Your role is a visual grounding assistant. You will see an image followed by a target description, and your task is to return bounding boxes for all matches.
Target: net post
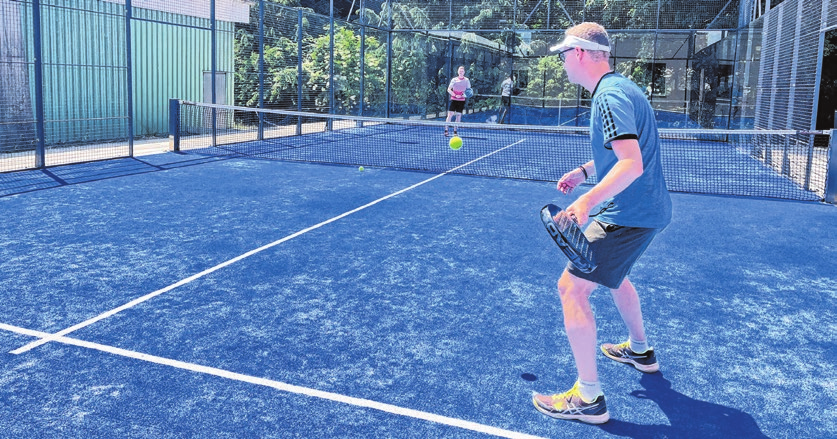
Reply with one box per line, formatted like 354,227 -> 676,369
826,130 -> 837,204
168,99 -> 180,152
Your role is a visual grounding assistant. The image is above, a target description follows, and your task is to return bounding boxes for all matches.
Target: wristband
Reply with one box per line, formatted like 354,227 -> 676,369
578,166 -> 588,179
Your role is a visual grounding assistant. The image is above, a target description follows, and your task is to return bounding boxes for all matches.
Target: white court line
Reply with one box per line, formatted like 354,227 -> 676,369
11,139 -> 526,355
0,323 -> 545,439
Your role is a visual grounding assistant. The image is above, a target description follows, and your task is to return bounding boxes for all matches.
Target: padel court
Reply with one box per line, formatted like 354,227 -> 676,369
2,0 -> 837,437
1,130 -> 835,437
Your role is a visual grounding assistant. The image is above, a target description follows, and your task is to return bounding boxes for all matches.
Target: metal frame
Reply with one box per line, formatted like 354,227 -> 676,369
32,0 -> 46,168
8,0 -> 836,205
826,130 -> 837,203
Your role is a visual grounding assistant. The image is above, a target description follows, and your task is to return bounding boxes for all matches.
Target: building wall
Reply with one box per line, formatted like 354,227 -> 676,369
17,0 -> 240,144
131,10 -> 235,137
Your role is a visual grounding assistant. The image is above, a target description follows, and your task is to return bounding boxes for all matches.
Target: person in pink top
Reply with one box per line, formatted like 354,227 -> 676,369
445,66 -> 471,136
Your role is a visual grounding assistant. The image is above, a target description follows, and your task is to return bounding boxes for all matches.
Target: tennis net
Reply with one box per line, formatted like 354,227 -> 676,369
173,101 -> 832,201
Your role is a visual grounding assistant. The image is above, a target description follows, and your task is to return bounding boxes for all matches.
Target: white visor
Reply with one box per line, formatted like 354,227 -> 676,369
549,35 -> 611,53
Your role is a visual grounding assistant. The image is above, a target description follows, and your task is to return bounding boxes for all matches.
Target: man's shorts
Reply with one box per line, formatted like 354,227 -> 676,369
501,96 -> 511,106
449,99 -> 465,113
567,220 -> 661,289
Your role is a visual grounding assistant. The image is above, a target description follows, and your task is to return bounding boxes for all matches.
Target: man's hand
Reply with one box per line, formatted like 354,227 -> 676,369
557,167 -> 587,194
565,195 -> 594,226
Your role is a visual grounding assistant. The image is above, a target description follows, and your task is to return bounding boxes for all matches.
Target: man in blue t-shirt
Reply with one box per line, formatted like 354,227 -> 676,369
532,22 -> 672,425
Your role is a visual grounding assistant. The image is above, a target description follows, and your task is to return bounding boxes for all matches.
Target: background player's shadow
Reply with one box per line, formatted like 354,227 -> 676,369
601,373 -> 768,439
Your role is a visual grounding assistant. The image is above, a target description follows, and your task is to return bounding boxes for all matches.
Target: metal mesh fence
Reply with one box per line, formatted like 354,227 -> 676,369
831,0 -> 837,24
359,25 -> 389,117
0,0 -> 36,166
39,0 -> 129,159
0,0 -> 130,171
755,0 -> 830,132
0,0 -> 833,202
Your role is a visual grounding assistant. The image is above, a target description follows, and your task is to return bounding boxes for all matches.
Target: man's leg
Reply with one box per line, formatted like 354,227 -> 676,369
532,270 -> 609,424
601,276 -> 659,373
557,269 -> 599,383
609,277 -> 647,344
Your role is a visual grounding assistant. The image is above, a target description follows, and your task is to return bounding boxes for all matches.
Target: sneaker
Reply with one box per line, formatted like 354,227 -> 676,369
532,382 -> 609,424
601,341 -> 659,373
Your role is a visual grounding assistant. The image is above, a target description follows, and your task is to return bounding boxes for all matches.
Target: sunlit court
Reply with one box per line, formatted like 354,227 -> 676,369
1,1 -> 836,438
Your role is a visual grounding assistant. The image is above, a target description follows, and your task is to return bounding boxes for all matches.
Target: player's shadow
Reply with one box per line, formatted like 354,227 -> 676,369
600,373 -> 768,439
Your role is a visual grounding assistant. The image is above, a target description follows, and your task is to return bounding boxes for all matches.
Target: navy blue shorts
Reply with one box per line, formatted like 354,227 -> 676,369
567,220 -> 661,289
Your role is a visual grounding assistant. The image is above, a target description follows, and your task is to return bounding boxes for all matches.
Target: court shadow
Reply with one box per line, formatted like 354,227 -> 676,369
600,373 -> 768,439
0,154 -> 226,197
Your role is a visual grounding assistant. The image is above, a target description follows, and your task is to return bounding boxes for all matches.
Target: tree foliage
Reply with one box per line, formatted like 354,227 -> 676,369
303,26 -> 387,112
232,0 -> 793,127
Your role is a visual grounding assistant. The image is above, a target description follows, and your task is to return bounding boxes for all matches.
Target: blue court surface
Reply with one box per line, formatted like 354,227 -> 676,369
1,150 -> 835,438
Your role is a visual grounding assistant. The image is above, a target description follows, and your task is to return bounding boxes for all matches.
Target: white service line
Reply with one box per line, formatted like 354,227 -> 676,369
1,318 -> 544,438
11,139 -> 526,355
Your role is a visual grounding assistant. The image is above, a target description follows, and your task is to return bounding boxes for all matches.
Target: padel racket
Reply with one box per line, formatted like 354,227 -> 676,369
465,88 -> 474,98
540,204 -> 597,273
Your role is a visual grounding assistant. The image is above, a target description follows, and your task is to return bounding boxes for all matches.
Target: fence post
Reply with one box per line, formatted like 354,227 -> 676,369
327,0 -> 334,130
32,0 -> 46,168
258,0 -> 264,140
826,122 -> 837,204
125,0 -> 135,157
297,10 -> 303,135
210,0 -> 217,147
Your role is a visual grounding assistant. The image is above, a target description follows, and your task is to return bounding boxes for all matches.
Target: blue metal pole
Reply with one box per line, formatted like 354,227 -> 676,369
297,10 -> 303,135
328,0 -> 335,129
125,0 -> 135,156
359,0 -> 365,117
211,0 -> 217,147
510,0 -> 517,124
258,0 -> 265,140
825,129 -> 837,204
385,3 -> 392,118
32,0 -> 46,168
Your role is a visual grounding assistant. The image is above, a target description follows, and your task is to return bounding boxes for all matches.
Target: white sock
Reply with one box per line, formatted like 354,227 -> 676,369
629,337 -> 649,354
578,379 -> 603,403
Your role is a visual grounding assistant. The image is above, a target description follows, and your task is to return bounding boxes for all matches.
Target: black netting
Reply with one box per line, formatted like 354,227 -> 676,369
177,101 -> 829,201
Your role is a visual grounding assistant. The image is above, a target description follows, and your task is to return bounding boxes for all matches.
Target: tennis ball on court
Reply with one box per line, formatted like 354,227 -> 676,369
359,166 -> 365,172
449,136 -> 463,150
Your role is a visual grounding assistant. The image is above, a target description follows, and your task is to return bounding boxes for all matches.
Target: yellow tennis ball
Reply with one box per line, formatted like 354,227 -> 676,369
359,166 -> 365,172
449,136 -> 463,150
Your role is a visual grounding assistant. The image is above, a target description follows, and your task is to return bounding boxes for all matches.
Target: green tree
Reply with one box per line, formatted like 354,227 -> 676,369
390,33 -> 441,114
234,29 -> 299,108
526,54 -> 574,102
234,1 -> 311,109
303,26 -> 387,113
